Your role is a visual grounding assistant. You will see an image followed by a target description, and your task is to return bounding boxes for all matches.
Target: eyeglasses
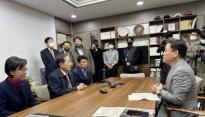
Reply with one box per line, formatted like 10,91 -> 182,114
20,68 -> 28,72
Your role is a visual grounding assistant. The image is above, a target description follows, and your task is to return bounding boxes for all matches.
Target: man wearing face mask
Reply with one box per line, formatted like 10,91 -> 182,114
185,29 -> 201,63
103,41 -> 119,78
61,41 -> 71,56
120,37 -> 140,73
69,36 -> 95,75
40,37 -> 60,82
90,39 -> 103,83
186,28 -> 205,89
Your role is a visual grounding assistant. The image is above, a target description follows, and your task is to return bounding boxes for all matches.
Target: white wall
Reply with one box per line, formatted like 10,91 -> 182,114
0,0 -> 57,84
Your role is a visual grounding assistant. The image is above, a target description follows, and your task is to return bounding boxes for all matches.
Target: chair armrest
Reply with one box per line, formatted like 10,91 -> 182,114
166,107 -> 205,116
197,91 -> 204,96
198,96 -> 205,100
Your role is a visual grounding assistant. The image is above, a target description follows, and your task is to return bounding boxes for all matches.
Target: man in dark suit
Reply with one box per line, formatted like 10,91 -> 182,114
120,37 -> 140,73
60,41 -> 71,56
72,55 -> 93,85
90,39 -> 103,83
47,54 -> 87,99
40,37 -> 60,83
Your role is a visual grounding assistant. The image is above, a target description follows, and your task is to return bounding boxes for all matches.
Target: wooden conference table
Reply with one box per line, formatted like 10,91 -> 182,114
9,77 -> 160,117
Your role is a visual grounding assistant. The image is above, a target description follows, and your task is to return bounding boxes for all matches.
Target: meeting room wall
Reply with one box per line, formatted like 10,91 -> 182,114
0,0 -> 57,84
72,1 -> 205,48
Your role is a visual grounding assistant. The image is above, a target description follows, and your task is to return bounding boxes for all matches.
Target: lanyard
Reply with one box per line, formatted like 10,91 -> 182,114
127,47 -> 133,56
108,50 -> 113,58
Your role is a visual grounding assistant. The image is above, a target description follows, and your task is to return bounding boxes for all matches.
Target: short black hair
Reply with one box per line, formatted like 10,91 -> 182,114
60,43 -> 64,48
200,30 -> 205,39
92,39 -> 98,44
109,41 -> 115,46
167,31 -> 173,37
127,37 -> 134,41
56,53 -> 68,67
190,28 -> 201,36
77,55 -> 88,63
166,39 -> 187,58
5,56 -> 27,78
73,36 -> 82,42
44,37 -> 53,43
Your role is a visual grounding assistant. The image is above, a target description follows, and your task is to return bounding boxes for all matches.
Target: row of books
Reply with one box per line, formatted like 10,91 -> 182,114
150,68 -> 161,77
180,18 -> 196,30
101,31 -> 115,39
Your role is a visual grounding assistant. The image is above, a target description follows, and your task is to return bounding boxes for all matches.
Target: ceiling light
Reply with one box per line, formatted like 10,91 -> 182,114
137,1 -> 143,5
71,15 -> 76,18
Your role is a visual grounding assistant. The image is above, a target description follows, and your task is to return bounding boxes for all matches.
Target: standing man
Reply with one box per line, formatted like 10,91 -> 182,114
90,39 -> 103,82
153,39 -> 197,117
120,37 -> 140,73
61,41 -> 71,56
157,31 -> 173,84
103,41 -> 119,78
185,28 -> 201,63
69,36 -> 95,75
40,37 -> 60,82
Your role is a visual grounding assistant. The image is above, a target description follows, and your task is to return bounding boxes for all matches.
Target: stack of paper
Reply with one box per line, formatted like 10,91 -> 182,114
92,107 -> 125,117
110,31 -> 115,38
150,25 -> 163,34
101,32 -> 111,40
128,93 -> 160,101
150,47 -> 160,56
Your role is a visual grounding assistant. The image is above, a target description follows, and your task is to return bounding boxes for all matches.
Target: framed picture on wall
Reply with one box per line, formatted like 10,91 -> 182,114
168,23 -> 175,31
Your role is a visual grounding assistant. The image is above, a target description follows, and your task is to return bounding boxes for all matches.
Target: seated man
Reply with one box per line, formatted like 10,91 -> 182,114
152,39 -> 197,117
47,54 -> 87,99
72,55 -> 93,85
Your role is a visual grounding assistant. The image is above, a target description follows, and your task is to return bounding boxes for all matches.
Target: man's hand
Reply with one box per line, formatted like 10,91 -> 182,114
109,65 -> 113,70
92,73 -> 94,75
194,51 -> 198,56
92,44 -> 95,49
126,62 -> 131,66
156,83 -> 163,93
152,83 -> 160,93
77,83 -> 86,90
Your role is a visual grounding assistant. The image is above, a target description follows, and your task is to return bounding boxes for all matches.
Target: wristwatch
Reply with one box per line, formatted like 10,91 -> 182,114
157,89 -> 162,95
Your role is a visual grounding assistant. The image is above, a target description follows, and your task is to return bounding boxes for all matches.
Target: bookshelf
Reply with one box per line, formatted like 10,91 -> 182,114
99,15 -> 197,77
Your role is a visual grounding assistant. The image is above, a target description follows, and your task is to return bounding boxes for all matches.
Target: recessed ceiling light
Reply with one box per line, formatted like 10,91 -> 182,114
71,15 -> 76,18
137,1 -> 143,5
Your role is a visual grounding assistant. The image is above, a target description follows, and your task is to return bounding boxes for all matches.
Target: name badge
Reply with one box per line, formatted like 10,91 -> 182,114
198,57 -> 201,61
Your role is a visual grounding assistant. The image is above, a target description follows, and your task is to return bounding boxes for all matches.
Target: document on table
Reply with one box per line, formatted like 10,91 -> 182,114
128,93 -> 160,101
92,107 -> 125,117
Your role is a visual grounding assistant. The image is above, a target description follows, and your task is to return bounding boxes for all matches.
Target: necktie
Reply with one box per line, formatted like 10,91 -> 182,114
50,49 -> 55,60
65,74 -> 72,88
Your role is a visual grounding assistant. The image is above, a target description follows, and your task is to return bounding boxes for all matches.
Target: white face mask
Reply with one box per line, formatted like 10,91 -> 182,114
190,36 -> 197,41
200,39 -> 205,44
49,42 -> 54,48
109,45 -> 114,49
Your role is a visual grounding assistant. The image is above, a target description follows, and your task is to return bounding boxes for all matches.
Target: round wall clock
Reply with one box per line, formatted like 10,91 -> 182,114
133,24 -> 144,35
119,27 -> 128,37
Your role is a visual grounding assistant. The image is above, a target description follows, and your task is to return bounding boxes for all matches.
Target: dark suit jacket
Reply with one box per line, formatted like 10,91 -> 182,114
72,66 -> 93,85
40,48 -> 60,81
47,68 -> 77,99
90,48 -> 103,68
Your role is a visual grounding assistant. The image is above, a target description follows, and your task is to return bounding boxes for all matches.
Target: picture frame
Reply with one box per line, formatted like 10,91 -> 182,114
168,23 -> 175,31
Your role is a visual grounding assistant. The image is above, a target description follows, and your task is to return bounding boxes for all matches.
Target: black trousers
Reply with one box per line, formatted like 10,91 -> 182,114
106,65 -> 117,78
160,63 -> 171,84
92,67 -> 102,82
122,65 -> 138,74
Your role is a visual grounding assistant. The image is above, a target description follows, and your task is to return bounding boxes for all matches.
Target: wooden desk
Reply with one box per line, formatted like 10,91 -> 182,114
9,77 -> 160,117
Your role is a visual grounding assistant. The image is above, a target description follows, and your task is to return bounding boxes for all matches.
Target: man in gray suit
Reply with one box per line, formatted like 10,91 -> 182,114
153,39 -> 198,117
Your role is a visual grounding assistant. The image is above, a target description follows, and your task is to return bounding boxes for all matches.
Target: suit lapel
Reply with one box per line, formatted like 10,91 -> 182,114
77,66 -> 87,79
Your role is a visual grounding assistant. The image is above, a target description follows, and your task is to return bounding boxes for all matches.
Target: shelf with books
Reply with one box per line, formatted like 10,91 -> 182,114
116,34 -> 149,39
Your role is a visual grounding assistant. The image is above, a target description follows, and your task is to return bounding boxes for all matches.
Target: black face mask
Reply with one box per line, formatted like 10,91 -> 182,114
127,41 -> 133,45
64,47 -> 70,52
75,43 -> 82,48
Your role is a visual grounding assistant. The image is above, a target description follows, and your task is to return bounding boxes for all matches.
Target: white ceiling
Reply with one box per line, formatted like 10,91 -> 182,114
12,0 -> 197,22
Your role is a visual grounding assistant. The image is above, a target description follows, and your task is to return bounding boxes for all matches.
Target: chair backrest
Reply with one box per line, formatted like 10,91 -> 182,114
195,76 -> 203,91
120,73 -> 145,78
33,85 -> 49,99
